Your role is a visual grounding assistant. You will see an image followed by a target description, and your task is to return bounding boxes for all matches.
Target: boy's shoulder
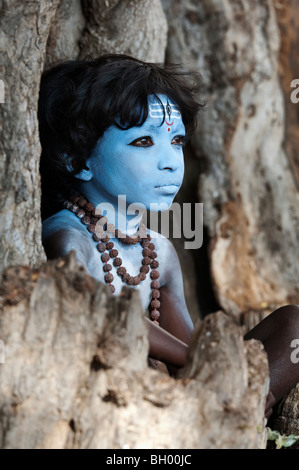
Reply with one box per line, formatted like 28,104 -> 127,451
42,209 -> 87,240
147,228 -> 170,250
147,228 -> 177,252
42,209 -> 93,263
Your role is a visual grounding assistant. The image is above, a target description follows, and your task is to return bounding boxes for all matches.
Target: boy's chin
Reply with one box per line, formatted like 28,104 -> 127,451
126,195 -> 177,212
144,198 -> 175,212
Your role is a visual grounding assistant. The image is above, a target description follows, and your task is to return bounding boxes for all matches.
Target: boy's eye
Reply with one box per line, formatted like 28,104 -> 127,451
129,136 -> 154,147
171,135 -> 187,147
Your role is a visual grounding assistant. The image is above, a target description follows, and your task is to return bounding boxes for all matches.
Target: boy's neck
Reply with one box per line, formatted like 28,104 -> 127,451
78,184 -> 145,236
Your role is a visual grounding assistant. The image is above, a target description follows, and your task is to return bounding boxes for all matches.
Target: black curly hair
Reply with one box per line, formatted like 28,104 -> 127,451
38,53 -> 203,220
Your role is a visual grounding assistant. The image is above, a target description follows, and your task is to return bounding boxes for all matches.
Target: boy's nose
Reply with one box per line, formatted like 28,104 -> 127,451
158,145 -> 182,172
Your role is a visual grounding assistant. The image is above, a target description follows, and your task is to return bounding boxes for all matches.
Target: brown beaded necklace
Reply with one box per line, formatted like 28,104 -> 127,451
63,195 -> 161,325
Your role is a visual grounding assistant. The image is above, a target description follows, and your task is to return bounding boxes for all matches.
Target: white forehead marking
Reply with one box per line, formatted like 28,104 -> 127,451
149,102 -> 181,119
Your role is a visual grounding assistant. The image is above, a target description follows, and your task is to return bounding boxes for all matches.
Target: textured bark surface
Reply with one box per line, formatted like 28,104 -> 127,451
0,253 -> 269,449
45,0 -> 86,69
0,0 -> 59,271
79,0 -> 168,62
275,0 -> 299,190
162,0 -> 299,318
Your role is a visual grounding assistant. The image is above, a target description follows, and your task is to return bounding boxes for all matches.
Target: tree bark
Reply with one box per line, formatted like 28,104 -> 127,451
0,253 -> 269,449
275,0 -> 299,191
79,0 -> 168,63
162,0 -> 299,318
0,0 -> 59,272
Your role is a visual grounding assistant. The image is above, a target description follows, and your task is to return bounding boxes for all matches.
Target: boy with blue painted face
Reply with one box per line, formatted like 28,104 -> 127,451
39,54 -> 299,419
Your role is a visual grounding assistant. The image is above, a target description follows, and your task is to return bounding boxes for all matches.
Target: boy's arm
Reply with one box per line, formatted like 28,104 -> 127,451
146,317 -> 188,368
157,238 -> 194,346
42,228 -> 92,269
146,237 -> 195,372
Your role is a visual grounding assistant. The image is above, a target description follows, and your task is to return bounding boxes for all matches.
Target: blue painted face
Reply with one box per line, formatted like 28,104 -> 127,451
80,94 -> 186,210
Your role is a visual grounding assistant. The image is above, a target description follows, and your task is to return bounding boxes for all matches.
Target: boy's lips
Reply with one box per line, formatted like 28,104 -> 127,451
154,182 -> 180,188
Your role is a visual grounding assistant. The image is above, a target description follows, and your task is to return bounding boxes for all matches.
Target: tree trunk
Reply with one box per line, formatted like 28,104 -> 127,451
270,384 -> 299,448
45,0 -> 86,69
1,0 -> 298,449
0,0 -> 59,271
0,253 -> 269,449
79,0 -> 168,63
275,0 -> 299,191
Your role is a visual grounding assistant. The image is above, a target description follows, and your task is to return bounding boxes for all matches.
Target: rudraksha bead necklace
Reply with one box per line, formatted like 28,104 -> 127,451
63,195 -> 161,325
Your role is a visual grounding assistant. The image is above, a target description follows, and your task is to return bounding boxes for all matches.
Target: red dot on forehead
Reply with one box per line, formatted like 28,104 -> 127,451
167,127 -> 170,132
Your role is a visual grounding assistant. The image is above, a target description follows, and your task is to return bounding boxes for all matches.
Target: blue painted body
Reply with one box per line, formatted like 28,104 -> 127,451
42,95 -> 188,310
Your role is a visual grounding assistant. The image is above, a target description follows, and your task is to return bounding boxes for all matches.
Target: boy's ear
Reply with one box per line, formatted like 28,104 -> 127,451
66,161 -> 93,182
73,166 -> 93,182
